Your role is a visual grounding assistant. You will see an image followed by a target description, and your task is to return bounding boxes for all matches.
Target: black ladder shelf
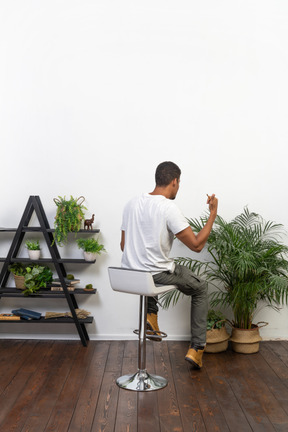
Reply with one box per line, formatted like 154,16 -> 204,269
0,195 -> 99,346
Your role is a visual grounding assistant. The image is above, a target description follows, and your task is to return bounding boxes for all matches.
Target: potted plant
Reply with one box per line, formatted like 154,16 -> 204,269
176,207 -> 288,353
23,264 -> 53,296
9,263 -> 26,289
53,196 -> 87,246
25,240 -> 41,260
205,309 -> 230,353
9,263 -> 53,295
76,237 -> 106,261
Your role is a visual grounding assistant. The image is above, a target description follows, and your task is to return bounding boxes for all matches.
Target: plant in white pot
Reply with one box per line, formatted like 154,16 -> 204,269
76,237 -> 106,262
25,240 -> 41,260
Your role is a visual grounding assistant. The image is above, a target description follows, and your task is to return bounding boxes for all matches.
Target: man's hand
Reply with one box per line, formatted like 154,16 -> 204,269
176,194 -> 219,253
206,194 -> 218,217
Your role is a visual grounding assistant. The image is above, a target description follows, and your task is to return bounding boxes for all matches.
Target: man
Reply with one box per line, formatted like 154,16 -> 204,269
120,161 -> 218,369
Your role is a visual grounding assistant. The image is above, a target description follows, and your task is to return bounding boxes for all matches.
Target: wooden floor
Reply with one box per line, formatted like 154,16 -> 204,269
1,340 -> 288,432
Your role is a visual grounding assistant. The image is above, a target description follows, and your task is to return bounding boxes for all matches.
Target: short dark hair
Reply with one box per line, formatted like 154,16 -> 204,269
155,161 -> 181,186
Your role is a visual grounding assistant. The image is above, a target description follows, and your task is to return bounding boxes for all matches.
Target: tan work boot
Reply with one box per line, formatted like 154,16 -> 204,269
146,313 -> 162,342
185,347 -> 204,369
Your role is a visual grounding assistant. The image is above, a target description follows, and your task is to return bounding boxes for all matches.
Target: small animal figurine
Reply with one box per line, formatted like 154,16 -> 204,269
84,214 -> 95,230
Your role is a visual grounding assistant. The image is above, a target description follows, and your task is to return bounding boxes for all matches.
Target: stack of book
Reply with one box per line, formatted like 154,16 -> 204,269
50,278 -> 80,292
0,309 -> 42,320
12,308 -> 42,320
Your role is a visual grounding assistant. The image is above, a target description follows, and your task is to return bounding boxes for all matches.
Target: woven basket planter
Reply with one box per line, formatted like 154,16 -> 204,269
205,325 -> 230,353
230,324 -> 266,354
14,275 -> 25,290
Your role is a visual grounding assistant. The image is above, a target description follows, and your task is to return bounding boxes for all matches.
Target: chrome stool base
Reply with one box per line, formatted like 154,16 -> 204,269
108,268 -> 176,392
133,328 -> 168,340
116,369 -> 168,391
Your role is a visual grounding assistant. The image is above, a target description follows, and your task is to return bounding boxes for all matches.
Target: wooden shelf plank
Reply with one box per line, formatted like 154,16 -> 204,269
0,258 -> 96,264
0,316 -> 94,324
0,288 -> 97,298
0,228 -> 100,233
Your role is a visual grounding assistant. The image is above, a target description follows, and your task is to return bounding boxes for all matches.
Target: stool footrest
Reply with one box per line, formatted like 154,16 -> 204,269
133,329 -> 168,339
116,369 -> 168,391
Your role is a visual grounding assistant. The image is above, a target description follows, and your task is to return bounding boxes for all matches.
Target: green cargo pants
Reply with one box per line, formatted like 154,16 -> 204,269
150,263 -> 208,348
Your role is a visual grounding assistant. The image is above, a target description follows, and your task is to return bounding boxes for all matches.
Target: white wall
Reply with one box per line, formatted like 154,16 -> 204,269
0,0 -> 288,341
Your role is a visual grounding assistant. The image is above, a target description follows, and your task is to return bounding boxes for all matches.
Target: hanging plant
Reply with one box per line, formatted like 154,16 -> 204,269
53,196 -> 87,246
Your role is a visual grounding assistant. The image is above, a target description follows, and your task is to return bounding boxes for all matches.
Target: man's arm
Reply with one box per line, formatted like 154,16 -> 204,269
176,194 -> 218,253
120,230 -> 125,251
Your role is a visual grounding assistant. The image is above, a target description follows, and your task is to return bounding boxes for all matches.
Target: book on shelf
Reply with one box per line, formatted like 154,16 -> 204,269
50,286 -> 75,292
52,278 -> 80,285
11,308 -> 42,320
0,313 -> 21,321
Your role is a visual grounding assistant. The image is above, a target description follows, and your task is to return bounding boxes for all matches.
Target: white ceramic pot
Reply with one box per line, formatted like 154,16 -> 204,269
83,251 -> 97,262
28,250 -> 40,260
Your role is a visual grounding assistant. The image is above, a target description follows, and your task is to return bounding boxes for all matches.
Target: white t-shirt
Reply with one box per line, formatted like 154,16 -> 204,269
121,193 -> 189,273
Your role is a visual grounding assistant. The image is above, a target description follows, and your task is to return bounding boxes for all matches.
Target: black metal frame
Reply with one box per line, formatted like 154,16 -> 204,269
0,195 -> 99,346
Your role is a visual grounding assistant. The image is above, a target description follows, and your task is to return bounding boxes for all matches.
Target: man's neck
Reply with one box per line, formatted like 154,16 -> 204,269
150,186 -> 169,198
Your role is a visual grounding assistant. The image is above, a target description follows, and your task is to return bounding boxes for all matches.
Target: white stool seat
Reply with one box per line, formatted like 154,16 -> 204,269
108,266 -> 177,296
108,266 -> 176,391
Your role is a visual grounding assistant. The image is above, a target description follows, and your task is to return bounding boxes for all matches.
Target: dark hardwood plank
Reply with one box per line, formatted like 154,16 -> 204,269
105,340 -> 125,373
0,341 -> 47,427
203,351 -> 253,432
238,351 -> 288,431
114,341 -> 138,432
0,340 -> 65,431
188,356 -> 231,432
43,341 -> 95,432
222,350 -> 275,432
0,339 -> 25,364
68,341 -> 111,432
22,341 -> 82,432
137,341 -> 161,432
0,339 -> 36,393
91,341 -> 124,432
255,343 -> 288,415
91,371 -> 119,431
262,341 -> 288,385
153,341 -> 184,432
0,340 -> 287,431
168,341 -> 207,432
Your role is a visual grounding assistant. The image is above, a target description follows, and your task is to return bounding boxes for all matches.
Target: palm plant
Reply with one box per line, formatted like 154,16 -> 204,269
160,208 -> 288,329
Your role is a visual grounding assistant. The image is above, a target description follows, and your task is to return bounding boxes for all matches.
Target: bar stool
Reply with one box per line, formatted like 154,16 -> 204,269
108,267 -> 176,392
